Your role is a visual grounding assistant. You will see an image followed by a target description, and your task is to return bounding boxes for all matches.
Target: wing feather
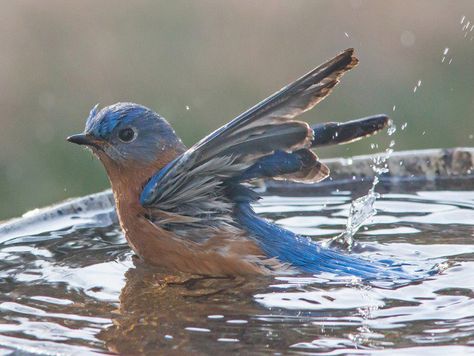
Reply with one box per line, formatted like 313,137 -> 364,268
141,49 -> 358,238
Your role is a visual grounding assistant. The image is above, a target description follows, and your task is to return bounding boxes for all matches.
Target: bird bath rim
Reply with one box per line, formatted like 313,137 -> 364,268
0,147 -> 473,239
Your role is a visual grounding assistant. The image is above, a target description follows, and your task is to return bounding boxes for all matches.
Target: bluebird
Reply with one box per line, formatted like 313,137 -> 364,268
67,49 -> 423,279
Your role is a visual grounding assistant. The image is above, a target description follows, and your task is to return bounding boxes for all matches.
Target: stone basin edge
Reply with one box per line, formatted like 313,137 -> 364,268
1,147 -> 473,235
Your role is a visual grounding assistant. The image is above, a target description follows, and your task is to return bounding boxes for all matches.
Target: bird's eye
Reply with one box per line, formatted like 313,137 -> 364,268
118,127 -> 137,143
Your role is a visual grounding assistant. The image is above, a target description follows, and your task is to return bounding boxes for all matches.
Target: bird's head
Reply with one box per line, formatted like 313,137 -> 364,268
67,103 -> 186,175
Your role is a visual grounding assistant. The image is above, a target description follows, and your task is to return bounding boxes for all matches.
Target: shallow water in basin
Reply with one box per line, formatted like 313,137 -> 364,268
0,179 -> 473,355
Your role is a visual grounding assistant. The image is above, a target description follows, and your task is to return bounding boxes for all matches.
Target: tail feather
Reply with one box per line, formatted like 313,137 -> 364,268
235,202 -> 434,281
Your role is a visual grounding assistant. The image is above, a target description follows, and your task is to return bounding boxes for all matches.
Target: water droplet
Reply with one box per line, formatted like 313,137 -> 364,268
387,125 -> 397,136
208,315 -> 224,319
400,31 -> 415,47
226,319 -> 248,324
185,327 -> 211,333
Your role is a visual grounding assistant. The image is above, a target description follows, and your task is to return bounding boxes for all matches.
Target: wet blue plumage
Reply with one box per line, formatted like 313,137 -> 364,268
85,103 -> 150,139
238,150 -> 305,181
235,201 -> 428,280
140,157 -> 179,206
83,103 -> 185,164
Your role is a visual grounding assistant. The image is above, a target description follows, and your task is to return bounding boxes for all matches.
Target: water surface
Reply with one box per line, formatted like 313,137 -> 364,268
0,178 -> 473,355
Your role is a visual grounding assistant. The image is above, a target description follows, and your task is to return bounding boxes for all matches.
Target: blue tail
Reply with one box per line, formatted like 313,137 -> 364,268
235,202 -> 434,281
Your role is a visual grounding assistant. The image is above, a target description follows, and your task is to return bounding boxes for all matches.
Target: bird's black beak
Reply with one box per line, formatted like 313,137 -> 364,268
67,133 -> 102,149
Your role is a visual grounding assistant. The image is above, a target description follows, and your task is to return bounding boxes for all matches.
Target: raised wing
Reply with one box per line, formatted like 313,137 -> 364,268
140,49 -> 358,236
190,47 -> 358,163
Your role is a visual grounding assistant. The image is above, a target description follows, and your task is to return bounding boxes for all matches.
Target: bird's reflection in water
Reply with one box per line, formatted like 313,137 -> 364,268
98,258 -> 271,354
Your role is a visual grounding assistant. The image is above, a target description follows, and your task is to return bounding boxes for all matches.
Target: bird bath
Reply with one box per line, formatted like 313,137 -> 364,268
0,148 -> 473,355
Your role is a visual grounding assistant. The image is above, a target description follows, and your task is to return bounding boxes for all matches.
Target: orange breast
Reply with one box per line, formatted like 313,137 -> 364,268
103,151 -> 272,276
120,211 -> 270,275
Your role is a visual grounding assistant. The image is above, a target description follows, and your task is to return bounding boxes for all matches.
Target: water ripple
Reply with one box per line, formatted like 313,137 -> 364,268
0,181 -> 472,354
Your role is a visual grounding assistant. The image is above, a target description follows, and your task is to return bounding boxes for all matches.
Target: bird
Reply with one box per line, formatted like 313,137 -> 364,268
67,48 -> 424,280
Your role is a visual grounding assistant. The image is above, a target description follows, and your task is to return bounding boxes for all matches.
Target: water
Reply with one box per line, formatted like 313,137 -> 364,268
0,178 -> 473,355
326,177 -> 380,251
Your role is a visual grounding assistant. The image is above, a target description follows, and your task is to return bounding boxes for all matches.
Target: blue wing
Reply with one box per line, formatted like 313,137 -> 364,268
140,48 -> 359,214
139,49 -> 390,257
311,114 -> 390,147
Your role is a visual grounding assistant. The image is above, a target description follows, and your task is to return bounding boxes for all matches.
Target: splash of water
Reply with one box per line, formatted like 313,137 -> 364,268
327,122 -> 397,250
326,180 -> 380,250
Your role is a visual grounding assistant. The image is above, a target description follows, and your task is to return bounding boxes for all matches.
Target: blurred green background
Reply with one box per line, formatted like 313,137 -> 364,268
0,1 -> 473,220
